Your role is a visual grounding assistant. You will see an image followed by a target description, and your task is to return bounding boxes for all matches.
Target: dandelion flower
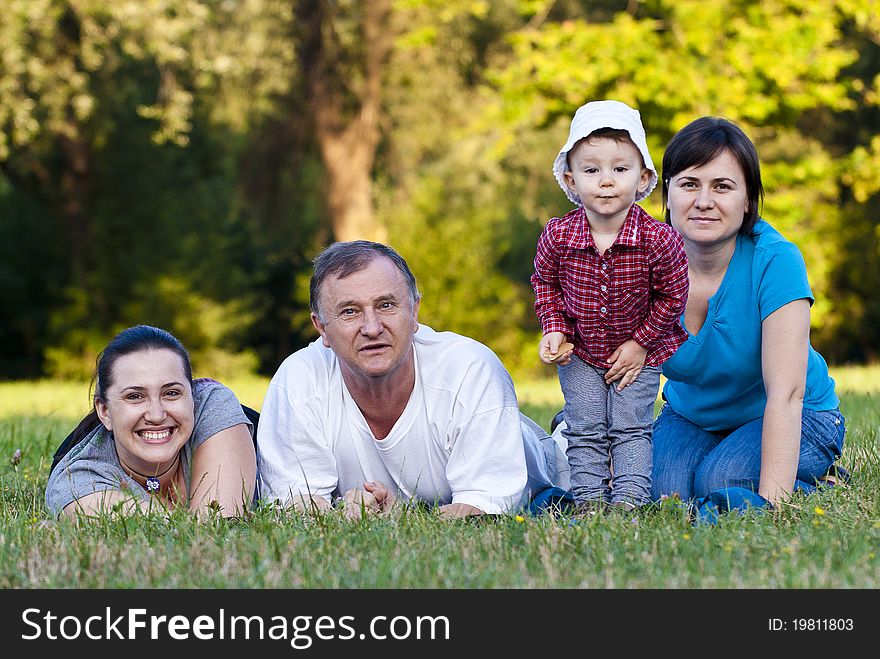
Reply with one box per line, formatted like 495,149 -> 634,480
814,506 -> 825,516
514,515 -> 525,523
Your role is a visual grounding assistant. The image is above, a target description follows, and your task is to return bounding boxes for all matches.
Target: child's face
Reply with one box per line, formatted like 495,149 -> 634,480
563,136 -> 652,226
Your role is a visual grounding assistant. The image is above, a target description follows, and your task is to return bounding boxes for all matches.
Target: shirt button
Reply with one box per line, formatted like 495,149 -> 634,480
600,285 -> 607,292
600,306 -> 607,314
602,264 -> 608,271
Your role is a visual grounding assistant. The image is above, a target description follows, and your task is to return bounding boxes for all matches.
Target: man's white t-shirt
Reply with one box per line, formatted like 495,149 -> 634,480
257,324 -> 568,514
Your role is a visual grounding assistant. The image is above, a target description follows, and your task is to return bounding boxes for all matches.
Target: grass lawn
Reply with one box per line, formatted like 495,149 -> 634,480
0,369 -> 878,588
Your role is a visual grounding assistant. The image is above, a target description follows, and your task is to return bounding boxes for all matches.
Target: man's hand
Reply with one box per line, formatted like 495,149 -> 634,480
364,480 -> 396,513
539,332 -> 573,366
604,339 -> 647,391
437,502 -> 484,519
341,481 -> 396,520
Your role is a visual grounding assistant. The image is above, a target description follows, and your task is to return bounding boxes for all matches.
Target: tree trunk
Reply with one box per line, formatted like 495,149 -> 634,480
56,131 -> 92,288
297,0 -> 392,243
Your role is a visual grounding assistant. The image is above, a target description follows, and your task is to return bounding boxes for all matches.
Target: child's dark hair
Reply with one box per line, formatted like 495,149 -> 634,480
661,116 -> 764,234
65,325 -> 193,451
567,128 -> 642,171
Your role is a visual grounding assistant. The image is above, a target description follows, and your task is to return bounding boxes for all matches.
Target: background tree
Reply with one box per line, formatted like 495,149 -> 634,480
297,0 -> 392,243
0,0 -> 285,377
0,0 -> 877,379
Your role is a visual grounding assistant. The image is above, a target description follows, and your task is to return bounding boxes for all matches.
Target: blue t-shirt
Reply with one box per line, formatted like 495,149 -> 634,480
662,220 -> 838,432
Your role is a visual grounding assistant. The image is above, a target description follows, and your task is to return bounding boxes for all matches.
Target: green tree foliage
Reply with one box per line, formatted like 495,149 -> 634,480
822,2 -> 880,361
0,0 -> 877,379
377,0 -> 542,372
381,0 -> 879,372
0,0 -> 298,378
482,0 -> 866,343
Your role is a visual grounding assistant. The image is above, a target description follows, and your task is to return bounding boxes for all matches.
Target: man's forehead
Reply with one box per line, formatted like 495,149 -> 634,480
323,258 -> 408,299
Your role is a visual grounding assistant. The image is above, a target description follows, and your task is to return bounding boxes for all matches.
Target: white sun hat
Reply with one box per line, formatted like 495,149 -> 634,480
553,100 -> 658,205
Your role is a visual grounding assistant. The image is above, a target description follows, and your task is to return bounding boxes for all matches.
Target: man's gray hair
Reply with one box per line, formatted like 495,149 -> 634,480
309,241 -> 421,320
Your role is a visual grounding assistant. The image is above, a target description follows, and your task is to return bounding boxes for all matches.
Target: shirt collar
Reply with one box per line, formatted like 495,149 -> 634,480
614,205 -> 643,247
561,207 -> 590,250
563,204 -> 644,250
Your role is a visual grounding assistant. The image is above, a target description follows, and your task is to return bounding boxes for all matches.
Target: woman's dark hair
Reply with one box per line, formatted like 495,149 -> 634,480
92,325 -> 192,402
309,240 -> 421,321
661,116 -> 764,234
62,325 -> 193,455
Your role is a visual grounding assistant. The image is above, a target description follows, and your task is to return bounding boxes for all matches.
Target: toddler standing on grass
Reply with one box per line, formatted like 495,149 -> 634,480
531,100 -> 689,511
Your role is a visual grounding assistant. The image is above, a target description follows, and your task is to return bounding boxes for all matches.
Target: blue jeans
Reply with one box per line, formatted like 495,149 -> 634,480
651,404 -> 846,501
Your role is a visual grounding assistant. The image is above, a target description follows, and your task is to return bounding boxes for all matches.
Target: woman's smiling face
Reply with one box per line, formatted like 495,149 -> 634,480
95,348 -> 194,476
666,149 -> 750,249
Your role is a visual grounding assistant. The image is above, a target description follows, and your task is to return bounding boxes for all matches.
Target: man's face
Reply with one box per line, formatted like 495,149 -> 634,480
311,256 -> 420,383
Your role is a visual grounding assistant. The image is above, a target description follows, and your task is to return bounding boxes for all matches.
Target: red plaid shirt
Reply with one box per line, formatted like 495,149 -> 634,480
532,204 -> 689,368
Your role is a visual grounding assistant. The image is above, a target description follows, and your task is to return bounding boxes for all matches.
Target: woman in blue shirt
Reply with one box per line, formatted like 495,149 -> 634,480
652,117 -> 846,506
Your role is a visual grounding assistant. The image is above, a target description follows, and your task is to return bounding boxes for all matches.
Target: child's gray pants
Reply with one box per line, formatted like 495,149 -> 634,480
558,354 -> 660,506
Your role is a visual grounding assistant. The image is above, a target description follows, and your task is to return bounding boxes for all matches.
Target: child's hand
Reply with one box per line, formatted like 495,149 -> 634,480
539,332 -> 573,365
605,339 -> 647,390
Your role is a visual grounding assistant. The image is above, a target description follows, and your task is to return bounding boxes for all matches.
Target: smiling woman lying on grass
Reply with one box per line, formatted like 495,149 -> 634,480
45,325 -> 257,518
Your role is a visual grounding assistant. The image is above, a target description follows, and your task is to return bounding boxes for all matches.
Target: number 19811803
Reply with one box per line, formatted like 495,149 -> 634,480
769,618 -> 854,631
